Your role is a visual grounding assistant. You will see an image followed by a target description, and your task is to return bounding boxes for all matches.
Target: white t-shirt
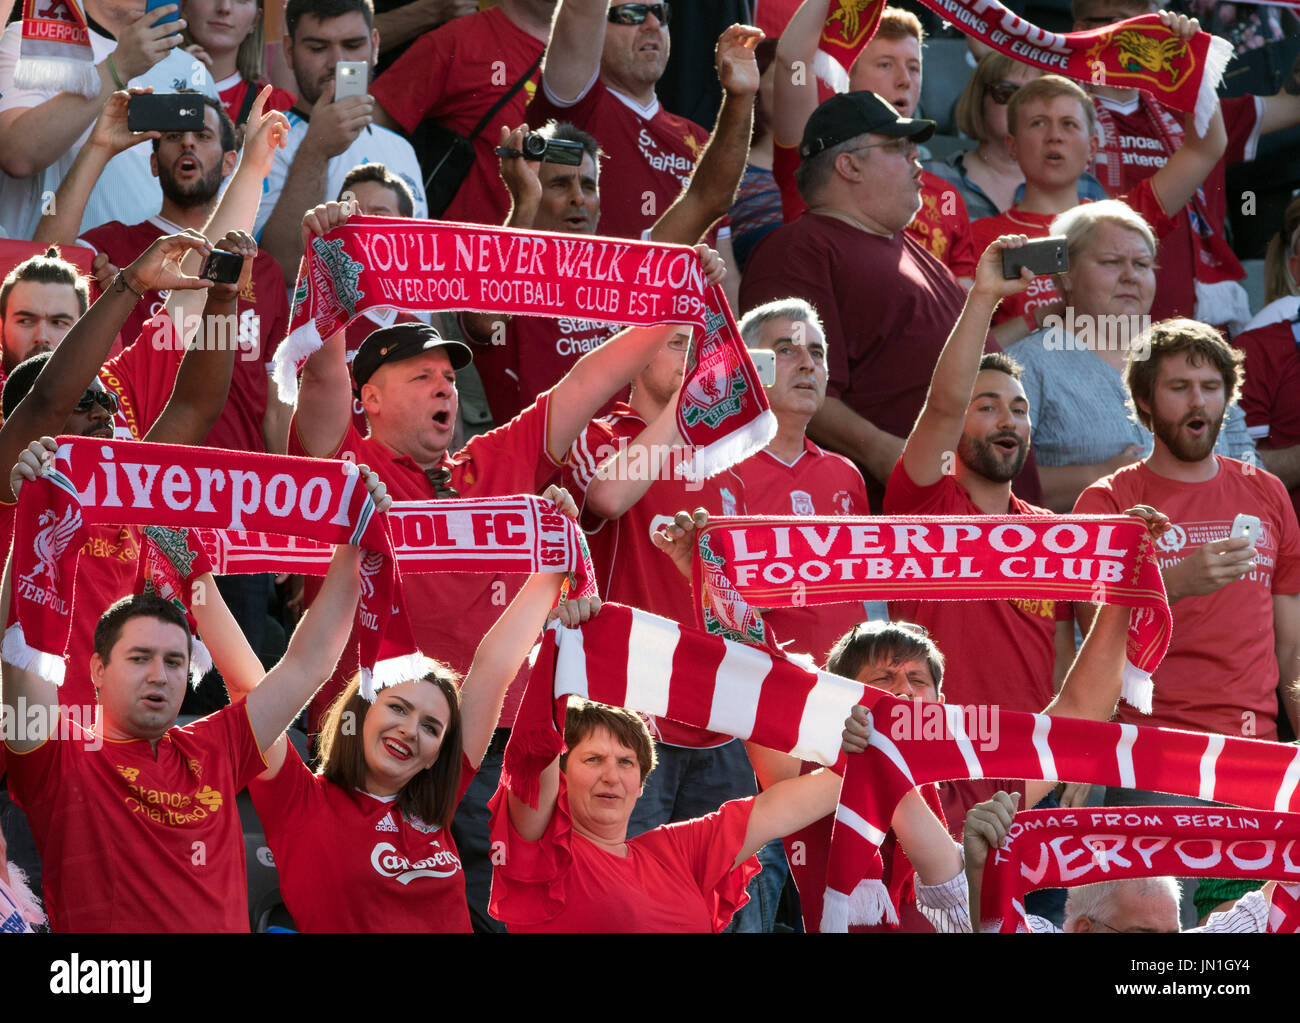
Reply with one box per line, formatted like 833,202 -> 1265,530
253,111 -> 427,238
0,23 -> 217,240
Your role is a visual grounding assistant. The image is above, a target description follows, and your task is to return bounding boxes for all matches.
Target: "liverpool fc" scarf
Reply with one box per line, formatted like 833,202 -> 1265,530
5,438 -> 392,688
691,514 -> 1170,712
979,805 -> 1300,933
276,218 -> 775,480
14,0 -> 99,97
819,0 -> 1230,135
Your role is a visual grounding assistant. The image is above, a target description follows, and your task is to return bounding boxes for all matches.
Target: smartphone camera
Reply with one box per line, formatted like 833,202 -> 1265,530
202,250 -> 244,286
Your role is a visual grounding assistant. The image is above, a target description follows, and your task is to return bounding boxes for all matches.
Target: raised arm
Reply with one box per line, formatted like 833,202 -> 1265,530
242,466 -> 389,753
963,789 -> 1020,930
460,486 -> 596,766
581,385 -> 683,521
733,767 -> 842,868
900,236 -> 1031,488
649,25 -> 762,247
374,0 -> 476,55
32,91 -> 159,246
0,232 -> 213,500
544,245 -> 725,464
144,230 -> 258,445
771,0 -> 829,148
541,0 -> 608,104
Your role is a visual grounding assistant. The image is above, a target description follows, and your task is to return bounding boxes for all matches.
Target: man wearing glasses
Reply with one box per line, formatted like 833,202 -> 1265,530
529,0 -> 759,266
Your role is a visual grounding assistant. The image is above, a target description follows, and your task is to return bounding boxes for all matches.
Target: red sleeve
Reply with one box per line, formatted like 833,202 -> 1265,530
1223,94 -> 1261,165
247,741 -> 319,836
1233,326 -> 1282,437
205,700 -> 270,791
881,458 -> 953,514
3,710 -> 82,810
456,390 -> 560,493
772,143 -> 808,222
99,314 -> 183,439
562,416 -> 620,531
370,29 -> 455,133
1122,177 -> 1176,238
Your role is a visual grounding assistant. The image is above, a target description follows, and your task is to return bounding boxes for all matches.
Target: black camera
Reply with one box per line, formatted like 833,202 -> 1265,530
504,134 -> 585,167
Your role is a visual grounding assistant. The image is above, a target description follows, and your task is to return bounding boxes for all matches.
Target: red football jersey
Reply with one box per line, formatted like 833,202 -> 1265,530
5,702 -> 267,932
1075,457 -> 1300,739
215,74 -> 295,124
734,439 -> 872,665
249,746 -> 476,931
565,404 -> 746,747
527,78 -> 709,239
1234,319 -> 1300,523
371,6 -> 545,225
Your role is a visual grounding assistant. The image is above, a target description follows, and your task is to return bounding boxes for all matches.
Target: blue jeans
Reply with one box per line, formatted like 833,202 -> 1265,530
450,729 -> 508,933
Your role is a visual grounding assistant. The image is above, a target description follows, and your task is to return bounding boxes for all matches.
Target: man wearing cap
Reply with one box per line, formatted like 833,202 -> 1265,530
739,91 -> 1010,512
289,199 -> 720,931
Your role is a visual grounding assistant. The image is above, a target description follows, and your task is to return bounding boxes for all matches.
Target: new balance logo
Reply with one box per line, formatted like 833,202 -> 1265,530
375,812 -> 399,833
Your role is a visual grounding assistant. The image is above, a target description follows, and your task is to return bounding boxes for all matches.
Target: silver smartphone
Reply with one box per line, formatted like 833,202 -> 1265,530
334,61 -> 369,101
748,348 -> 776,387
1230,513 -> 1261,544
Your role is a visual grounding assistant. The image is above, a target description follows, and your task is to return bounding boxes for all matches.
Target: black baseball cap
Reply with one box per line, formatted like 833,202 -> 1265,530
799,91 -> 935,159
352,322 -> 473,388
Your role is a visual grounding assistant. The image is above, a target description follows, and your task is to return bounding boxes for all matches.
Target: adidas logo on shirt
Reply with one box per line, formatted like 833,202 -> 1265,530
375,812 -> 399,833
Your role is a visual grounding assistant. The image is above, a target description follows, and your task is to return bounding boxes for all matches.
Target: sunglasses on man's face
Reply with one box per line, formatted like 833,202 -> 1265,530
608,2 -> 671,26
74,389 -> 118,416
985,82 -> 1021,105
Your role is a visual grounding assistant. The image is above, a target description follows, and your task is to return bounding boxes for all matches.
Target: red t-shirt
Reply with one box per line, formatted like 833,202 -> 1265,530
527,78 -> 710,240
248,745 -> 475,932
733,438 -> 872,665
82,219 -> 289,452
1088,94 -> 1260,321
290,394 -> 561,734
371,6 -> 545,225
1235,318 -> 1300,523
216,75 -> 296,124
467,313 -> 622,426
487,774 -> 760,932
5,701 -> 267,932
565,404 -> 745,748
968,177 -> 1173,327
771,143 -> 977,276
1075,457 -> 1300,739
740,214 -> 1008,509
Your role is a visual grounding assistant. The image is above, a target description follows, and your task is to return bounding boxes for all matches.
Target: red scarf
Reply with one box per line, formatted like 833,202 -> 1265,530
135,525 -> 216,684
691,514 -> 1170,712
821,2 -> 1229,135
5,438 -> 394,688
495,603 -> 1300,932
979,805 -> 1300,933
15,0 -> 98,97
276,219 -> 773,480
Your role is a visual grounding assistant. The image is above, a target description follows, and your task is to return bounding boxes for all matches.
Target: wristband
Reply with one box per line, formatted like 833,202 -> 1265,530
105,53 -> 127,90
113,270 -> 144,299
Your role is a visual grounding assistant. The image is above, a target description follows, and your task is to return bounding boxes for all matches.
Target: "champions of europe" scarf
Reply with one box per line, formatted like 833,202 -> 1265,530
276,218 -> 775,480
978,805 -> 1300,933
690,514 -> 1170,712
818,0 -> 1230,135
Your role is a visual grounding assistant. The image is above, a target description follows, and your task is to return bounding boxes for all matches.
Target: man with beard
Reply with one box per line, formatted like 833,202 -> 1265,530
1075,319 -> 1300,754
35,92 -> 292,455
884,234 -> 1076,842
0,251 -> 88,384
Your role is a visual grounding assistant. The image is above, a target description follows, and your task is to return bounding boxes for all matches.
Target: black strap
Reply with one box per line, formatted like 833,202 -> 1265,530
234,81 -> 259,127
464,50 -> 544,144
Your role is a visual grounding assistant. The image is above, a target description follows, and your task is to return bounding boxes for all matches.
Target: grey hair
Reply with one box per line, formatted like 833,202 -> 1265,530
737,297 -> 826,348
794,135 -> 867,205
1064,876 -> 1181,930
1050,199 -> 1157,269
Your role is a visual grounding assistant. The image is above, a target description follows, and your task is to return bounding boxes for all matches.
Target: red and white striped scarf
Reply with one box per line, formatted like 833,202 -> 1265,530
979,805 -> 1300,933
501,604 -> 1300,931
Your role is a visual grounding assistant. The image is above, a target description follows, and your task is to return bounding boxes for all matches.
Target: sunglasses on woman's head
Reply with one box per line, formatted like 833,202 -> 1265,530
74,388 -> 119,416
985,82 -> 1021,105
607,2 -> 671,26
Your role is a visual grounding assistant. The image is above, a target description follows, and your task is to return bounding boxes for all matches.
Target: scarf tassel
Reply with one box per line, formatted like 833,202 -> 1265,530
820,878 -> 898,933
13,58 -> 100,99
1120,658 -> 1154,715
1194,35 -> 1233,138
680,409 -> 777,483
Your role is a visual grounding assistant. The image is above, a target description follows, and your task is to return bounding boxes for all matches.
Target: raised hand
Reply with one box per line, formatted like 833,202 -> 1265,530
357,463 -> 392,515
303,91 -> 374,160
88,90 -> 160,157
695,244 -> 725,285
715,24 -> 764,98
651,507 -> 708,582
971,234 -> 1035,304
113,5 -> 188,80
125,229 -> 215,293
10,437 -> 57,500
300,199 -> 358,252
238,86 -> 291,181
204,229 -> 259,305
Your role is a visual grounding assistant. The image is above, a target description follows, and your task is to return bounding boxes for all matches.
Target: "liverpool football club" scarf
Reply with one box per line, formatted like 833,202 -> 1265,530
135,525 -> 216,685
978,805 -> 1300,933
497,602 -> 1300,932
691,514 -> 1170,712
4,437 -> 392,688
276,218 -> 775,480
14,0 -> 99,97
819,0 -> 1230,135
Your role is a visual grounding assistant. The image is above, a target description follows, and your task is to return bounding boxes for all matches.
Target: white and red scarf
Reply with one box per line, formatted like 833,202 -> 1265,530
691,514 -> 1170,712
819,0 -> 1230,135
5,437 -> 394,689
979,805 -> 1300,933
499,603 -> 1300,932
134,525 -> 216,685
276,218 -> 774,480
14,0 -> 99,98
